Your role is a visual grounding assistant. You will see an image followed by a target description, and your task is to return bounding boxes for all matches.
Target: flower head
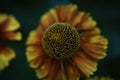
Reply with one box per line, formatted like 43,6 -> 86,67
42,23 -> 80,59
26,4 -> 108,80
0,14 -> 22,71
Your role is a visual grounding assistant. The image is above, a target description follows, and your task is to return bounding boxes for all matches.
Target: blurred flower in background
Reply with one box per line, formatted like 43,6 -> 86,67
86,76 -> 113,80
26,4 -> 108,80
0,14 -> 22,71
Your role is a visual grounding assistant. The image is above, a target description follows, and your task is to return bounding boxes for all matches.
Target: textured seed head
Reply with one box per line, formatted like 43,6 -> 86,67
42,23 -> 80,59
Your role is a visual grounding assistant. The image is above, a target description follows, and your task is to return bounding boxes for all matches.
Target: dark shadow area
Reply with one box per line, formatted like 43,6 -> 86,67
106,57 -> 120,80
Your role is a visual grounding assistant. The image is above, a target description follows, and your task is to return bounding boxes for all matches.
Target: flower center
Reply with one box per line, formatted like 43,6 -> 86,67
42,23 -> 80,59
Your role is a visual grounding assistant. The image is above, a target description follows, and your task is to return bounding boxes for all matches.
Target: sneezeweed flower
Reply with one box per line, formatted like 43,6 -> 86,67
0,14 -> 22,71
26,4 -> 108,80
86,76 -> 114,80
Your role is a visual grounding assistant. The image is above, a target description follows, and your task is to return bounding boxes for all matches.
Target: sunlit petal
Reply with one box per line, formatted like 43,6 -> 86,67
55,66 -> 67,80
0,55 -> 9,70
0,45 -> 15,61
0,32 -> 22,41
45,60 -> 60,80
36,58 -> 52,79
56,5 -> 66,22
77,13 -> 96,30
66,4 -> 78,23
40,9 -> 59,30
26,46 -> 43,61
65,62 -> 80,80
80,35 -> 108,59
70,12 -> 85,27
73,51 -> 97,77
26,46 -> 47,68
26,30 -> 42,45
0,14 -> 20,31
81,28 -> 101,37
0,45 -> 15,71
0,13 -> 21,71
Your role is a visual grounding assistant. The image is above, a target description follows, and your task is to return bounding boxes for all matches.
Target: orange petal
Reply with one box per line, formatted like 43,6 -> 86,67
26,46 -> 45,62
73,52 -> 97,77
27,46 -> 48,68
80,17 -> 96,30
87,35 -> 108,45
45,60 -> 60,80
56,5 -> 66,22
36,58 -> 52,79
55,67 -> 67,80
40,9 -> 58,30
0,14 -> 20,31
0,16 -> 10,31
81,28 -> 101,38
0,59 -> 5,70
0,45 -> 15,61
65,62 -> 80,80
0,54 -> 9,70
29,54 -> 47,68
82,45 -> 107,59
26,45 -> 47,68
26,30 -> 42,46
80,35 -> 108,59
49,9 -> 59,22
66,4 -> 78,23
70,12 -> 85,27
0,45 -> 15,71
0,32 -> 22,41
77,13 -> 96,30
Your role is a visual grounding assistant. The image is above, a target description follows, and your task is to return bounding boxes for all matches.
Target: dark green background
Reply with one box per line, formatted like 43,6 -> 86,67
0,0 -> 120,80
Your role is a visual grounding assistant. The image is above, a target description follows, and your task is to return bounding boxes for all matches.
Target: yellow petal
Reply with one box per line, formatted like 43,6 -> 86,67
81,28 -> 101,38
0,54 -> 9,71
36,58 -> 52,79
29,57 -> 39,68
0,14 -> 8,23
0,58 -> 5,70
28,47 -> 47,68
0,14 -> 20,31
88,35 -> 108,45
56,5 -> 66,22
0,32 -> 22,41
81,17 -> 96,30
0,45 -> 15,61
66,4 -> 78,22
0,45 -> 15,71
27,46 -> 47,68
80,35 -> 108,59
70,12 -> 85,27
40,9 -> 58,30
49,9 -> 59,22
65,62 -> 80,80
45,60 -> 60,80
26,30 -> 42,45
77,13 -> 96,30
0,16 -> 10,31
55,67 -> 67,80
73,52 -> 97,77
26,46 -> 45,62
